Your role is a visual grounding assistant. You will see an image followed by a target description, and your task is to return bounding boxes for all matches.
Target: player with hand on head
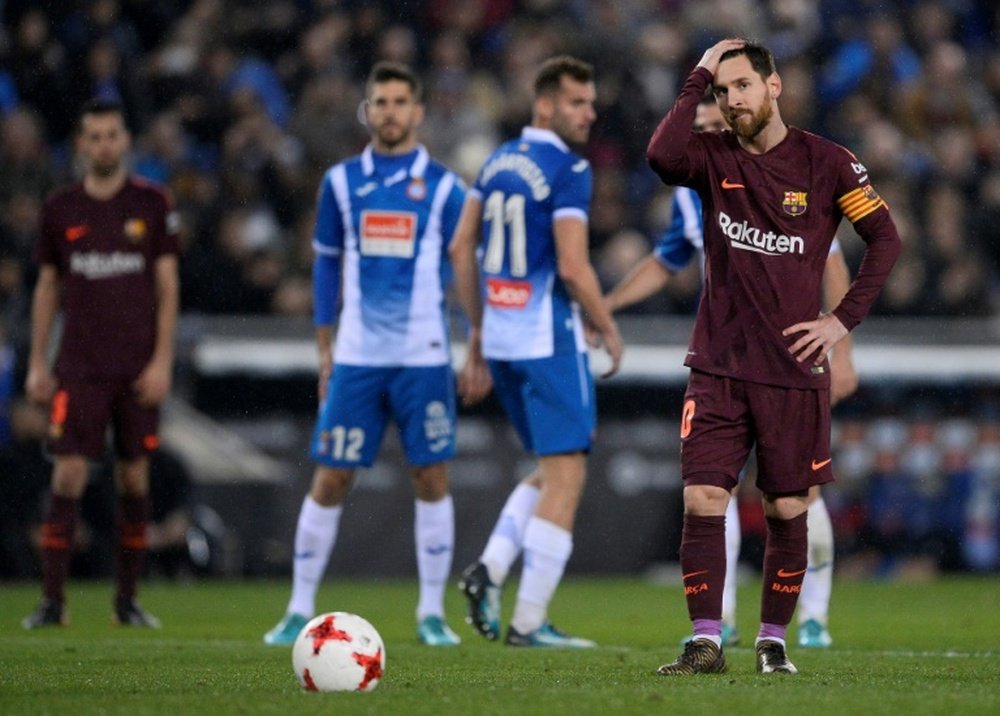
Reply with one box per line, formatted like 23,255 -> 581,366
606,96 -> 856,650
647,38 -> 900,675
451,55 -> 623,648
22,98 -> 180,629
262,62 -> 483,648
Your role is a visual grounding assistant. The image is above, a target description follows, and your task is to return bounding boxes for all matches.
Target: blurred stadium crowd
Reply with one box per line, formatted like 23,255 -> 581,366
0,0 -> 998,330
0,0 -> 999,577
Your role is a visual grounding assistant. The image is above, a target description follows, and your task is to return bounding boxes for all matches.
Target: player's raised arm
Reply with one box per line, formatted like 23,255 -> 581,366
647,38 -> 743,184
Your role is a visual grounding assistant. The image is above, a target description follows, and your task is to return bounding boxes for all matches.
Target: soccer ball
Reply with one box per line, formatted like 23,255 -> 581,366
291,612 -> 386,692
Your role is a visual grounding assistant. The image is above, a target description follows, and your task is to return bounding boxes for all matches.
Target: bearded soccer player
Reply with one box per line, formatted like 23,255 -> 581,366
23,98 -> 180,629
263,62 -> 475,647
647,39 -> 900,675
451,56 -> 622,647
607,96 -> 856,650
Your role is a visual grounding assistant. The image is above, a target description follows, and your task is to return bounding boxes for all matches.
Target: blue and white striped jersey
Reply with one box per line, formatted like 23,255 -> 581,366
470,126 -> 592,360
656,186 -> 842,277
313,144 -> 466,366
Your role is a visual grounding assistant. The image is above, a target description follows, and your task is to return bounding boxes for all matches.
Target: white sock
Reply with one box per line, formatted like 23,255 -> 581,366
799,496 -> 834,624
722,497 -> 740,624
287,496 -> 341,617
414,495 -> 455,620
480,482 -> 541,586
510,517 -> 572,634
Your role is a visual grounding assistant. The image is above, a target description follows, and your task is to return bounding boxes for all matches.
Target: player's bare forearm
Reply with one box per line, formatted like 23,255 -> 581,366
448,196 -> 485,330
822,250 -> 858,403
457,328 -> 492,406
829,338 -> 858,405
151,255 -> 179,370
605,254 -> 672,313
134,255 -> 179,406
555,219 -> 623,376
449,199 -> 493,404
26,265 -> 60,403
315,325 -> 334,404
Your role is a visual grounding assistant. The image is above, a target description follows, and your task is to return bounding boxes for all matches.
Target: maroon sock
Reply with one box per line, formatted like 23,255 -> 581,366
116,495 -> 150,604
41,495 -> 80,604
679,514 -> 727,621
760,513 -> 808,627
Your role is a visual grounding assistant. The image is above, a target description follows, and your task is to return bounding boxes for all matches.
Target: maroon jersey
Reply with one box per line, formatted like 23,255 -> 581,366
36,177 -> 180,379
648,67 -> 901,389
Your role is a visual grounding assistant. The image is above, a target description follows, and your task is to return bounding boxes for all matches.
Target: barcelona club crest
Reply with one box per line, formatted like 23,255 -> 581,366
124,218 -> 147,243
782,190 -> 808,216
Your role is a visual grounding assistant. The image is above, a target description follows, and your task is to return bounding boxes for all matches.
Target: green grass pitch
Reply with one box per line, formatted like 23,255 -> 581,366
1,576 -> 998,715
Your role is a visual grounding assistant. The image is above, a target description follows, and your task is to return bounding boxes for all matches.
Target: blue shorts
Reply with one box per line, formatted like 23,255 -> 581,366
488,352 -> 596,456
311,364 -> 456,468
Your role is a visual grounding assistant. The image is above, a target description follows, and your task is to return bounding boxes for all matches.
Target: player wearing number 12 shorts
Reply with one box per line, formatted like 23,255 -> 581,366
263,62 -> 478,648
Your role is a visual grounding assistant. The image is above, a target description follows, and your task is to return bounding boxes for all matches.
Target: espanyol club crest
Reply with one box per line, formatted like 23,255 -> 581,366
406,178 -> 426,201
782,190 -> 808,216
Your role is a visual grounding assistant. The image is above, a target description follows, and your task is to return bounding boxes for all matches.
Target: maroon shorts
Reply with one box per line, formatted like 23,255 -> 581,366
48,377 -> 160,460
679,369 -> 833,495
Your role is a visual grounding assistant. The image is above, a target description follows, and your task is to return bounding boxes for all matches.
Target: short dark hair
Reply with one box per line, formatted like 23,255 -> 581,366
533,56 -> 594,97
719,41 -> 776,81
78,98 -> 126,132
366,61 -> 423,101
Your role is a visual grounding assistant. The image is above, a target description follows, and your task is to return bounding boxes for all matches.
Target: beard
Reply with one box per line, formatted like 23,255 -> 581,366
89,157 -> 122,178
374,122 -> 410,149
730,101 -> 773,140
550,114 -> 590,146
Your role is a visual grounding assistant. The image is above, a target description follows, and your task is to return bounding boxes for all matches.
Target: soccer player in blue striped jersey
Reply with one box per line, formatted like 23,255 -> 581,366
263,62 -> 484,648
451,56 -> 623,648
605,96 -> 854,651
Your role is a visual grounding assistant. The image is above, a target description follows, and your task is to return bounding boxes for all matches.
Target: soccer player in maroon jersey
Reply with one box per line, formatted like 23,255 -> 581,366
647,39 -> 900,675
22,99 -> 180,629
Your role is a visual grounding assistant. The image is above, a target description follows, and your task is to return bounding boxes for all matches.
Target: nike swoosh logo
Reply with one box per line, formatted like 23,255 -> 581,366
721,178 -> 745,189
811,458 -> 832,471
66,225 -> 89,241
682,570 -> 708,580
776,568 -> 807,578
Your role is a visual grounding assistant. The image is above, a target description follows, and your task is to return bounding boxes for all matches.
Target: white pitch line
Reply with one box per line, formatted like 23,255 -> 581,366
604,645 -> 999,659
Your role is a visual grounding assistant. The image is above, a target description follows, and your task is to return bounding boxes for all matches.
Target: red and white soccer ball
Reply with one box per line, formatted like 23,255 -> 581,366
291,612 -> 386,692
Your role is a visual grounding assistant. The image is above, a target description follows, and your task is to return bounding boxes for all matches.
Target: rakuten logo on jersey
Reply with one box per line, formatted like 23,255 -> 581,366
718,211 -> 804,257
70,251 -> 145,279
486,278 -> 532,308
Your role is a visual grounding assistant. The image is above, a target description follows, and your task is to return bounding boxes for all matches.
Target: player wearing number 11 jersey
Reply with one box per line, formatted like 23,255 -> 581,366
451,56 -> 622,648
